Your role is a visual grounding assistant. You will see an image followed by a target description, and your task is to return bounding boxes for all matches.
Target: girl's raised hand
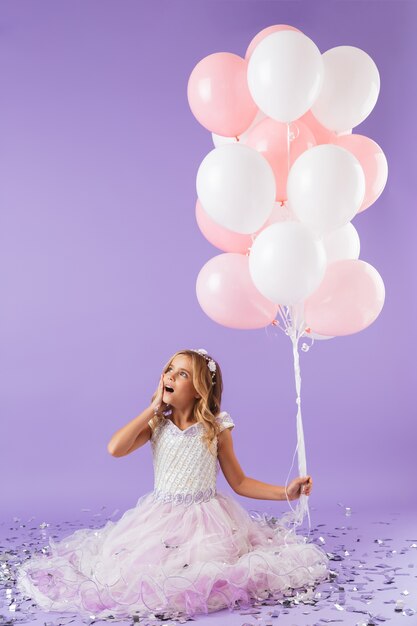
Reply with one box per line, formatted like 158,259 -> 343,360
285,475 -> 313,501
151,373 -> 165,413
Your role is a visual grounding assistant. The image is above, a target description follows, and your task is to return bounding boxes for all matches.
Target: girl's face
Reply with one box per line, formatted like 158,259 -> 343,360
163,355 -> 199,408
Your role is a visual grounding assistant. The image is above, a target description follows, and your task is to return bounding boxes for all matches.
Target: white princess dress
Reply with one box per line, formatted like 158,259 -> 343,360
16,410 -> 330,619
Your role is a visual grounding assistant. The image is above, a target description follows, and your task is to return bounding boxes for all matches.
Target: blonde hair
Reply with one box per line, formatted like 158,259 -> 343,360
150,349 -> 223,456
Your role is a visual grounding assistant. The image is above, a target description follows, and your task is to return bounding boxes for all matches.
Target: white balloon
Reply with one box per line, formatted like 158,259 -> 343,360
311,46 -> 380,132
321,222 -> 360,263
212,110 -> 266,147
196,144 -> 276,234
248,221 -> 327,305
247,30 -> 324,122
287,144 -> 365,235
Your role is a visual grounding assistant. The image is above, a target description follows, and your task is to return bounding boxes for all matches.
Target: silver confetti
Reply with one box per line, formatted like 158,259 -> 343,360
3,503 -> 417,625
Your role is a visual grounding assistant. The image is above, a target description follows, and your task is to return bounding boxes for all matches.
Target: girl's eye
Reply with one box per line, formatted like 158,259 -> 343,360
167,366 -> 187,377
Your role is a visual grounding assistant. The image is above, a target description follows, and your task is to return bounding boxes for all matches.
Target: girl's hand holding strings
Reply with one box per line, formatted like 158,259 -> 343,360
285,475 -> 313,500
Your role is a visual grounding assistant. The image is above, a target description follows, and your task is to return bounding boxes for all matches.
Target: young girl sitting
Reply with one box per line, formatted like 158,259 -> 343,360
16,348 -> 330,620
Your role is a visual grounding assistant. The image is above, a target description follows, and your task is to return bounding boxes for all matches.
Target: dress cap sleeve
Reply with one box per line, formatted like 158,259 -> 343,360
216,411 -> 234,433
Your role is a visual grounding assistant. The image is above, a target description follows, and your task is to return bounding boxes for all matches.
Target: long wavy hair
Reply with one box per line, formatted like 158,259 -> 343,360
150,349 -> 223,456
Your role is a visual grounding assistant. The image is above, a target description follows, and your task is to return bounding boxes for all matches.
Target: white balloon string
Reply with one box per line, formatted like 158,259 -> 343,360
268,306 -> 312,537
286,122 -> 290,176
284,323 -> 311,534
246,232 -> 256,257
277,305 -> 290,331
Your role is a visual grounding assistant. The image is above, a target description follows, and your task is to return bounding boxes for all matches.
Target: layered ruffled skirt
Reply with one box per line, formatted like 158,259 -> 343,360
16,490 -> 330,618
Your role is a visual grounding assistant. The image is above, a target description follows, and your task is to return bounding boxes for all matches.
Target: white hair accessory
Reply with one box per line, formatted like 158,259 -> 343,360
190,348 -> 217,385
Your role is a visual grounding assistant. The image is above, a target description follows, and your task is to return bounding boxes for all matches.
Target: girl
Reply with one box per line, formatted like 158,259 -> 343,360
16,348 -> 330,620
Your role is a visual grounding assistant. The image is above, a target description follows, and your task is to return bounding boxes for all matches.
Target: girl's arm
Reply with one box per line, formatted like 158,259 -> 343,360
107,405 -> 154,457
217,429 -> 311,500
108,373 -> 165,457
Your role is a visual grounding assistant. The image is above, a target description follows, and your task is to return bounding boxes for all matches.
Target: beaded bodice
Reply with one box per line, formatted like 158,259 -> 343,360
147,411 -> 234,506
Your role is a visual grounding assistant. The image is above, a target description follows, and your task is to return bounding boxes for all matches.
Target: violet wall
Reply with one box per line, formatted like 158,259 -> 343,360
1,0 -> 416,520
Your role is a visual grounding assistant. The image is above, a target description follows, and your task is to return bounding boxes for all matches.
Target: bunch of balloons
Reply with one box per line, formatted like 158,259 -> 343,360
188,25 -> 388,527
188,25 -> 387,341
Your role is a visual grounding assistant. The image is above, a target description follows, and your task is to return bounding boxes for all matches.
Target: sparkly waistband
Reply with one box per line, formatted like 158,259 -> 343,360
152,487 -> 216,506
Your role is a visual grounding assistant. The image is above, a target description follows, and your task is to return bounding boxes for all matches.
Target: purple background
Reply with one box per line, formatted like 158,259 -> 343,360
1,0 -> 416,522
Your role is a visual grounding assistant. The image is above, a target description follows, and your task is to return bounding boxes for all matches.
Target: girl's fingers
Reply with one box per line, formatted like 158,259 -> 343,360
300,476 -> 312,494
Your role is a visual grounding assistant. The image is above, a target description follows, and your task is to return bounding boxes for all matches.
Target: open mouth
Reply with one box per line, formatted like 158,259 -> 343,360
164,386 -> 174,394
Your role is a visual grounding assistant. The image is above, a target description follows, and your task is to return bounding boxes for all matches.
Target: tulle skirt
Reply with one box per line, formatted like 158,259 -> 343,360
16,489 -> 330,619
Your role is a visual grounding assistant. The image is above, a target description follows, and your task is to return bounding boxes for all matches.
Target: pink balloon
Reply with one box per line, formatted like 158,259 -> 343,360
195,199 -> 252,253
195,199 -> 298,253
245,25 -> 303,59
298,110 -> 338,145
246,117 -> 316,202
304,259 -> 385,336
196,253 -> 278,329
332,134 -> 388,213
187,52 -> 258,137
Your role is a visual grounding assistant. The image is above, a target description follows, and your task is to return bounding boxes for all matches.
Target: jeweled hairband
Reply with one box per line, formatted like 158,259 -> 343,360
190,348 -> 217,386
